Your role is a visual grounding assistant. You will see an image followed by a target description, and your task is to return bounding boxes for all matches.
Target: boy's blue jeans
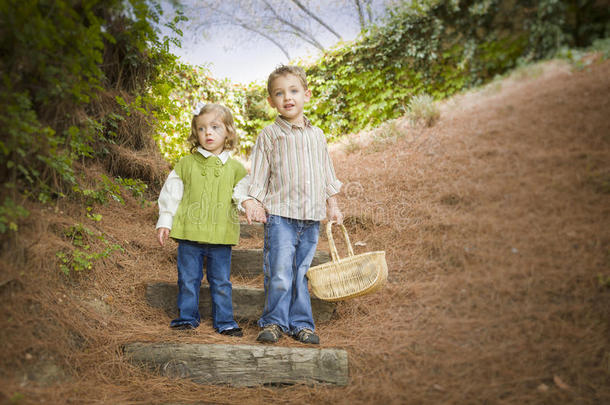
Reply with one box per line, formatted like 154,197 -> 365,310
258,215 -> 320,334
171,240 -> 239,332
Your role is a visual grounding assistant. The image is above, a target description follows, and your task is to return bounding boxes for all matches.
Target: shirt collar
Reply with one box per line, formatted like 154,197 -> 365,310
275,115 -> 312,131
197,147 -> 230,164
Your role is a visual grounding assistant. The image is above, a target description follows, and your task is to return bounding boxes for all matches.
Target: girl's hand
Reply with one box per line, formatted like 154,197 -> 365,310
157,227 -> 170,246
242,199 -> 267,224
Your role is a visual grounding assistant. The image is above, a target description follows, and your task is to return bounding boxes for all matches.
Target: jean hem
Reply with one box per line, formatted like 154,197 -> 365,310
257,320 -> 290,333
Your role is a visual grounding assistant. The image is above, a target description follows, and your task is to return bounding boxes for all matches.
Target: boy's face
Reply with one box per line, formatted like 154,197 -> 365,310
267,74 -> 311,125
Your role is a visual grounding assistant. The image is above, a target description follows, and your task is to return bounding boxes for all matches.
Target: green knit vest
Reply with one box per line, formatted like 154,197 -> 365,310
169,153 -> 247,245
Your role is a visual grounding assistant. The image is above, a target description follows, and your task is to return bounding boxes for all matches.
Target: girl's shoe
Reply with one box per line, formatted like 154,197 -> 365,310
220,327 -> 243,337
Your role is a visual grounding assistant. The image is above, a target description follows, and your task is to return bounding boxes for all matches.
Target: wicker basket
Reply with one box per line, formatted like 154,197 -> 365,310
307,221 -> 388,302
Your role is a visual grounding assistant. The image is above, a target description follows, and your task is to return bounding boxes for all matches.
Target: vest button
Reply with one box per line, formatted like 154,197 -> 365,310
214,168 -> 220,177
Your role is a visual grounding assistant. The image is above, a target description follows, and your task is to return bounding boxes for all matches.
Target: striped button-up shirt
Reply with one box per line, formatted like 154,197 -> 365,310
247,116 -> 342,221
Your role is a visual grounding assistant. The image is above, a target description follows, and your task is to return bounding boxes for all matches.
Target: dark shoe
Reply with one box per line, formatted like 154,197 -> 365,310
220,327 -> 243,337
293,328 -> 319,345
170,323 -> 195,330
256,324 -> 282,343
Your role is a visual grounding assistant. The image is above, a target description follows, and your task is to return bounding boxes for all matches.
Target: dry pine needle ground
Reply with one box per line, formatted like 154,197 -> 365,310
0,57 -> 608,404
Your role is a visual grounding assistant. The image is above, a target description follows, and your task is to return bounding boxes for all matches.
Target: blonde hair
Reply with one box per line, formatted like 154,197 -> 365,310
187,103 -> 238,153
267,65 -> 308,95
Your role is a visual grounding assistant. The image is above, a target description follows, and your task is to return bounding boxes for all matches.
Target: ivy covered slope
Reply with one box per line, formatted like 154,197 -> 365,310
303,0 -> 609,137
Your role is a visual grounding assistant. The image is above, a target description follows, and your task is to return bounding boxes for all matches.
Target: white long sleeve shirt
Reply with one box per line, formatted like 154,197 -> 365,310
156,147 -> 250,230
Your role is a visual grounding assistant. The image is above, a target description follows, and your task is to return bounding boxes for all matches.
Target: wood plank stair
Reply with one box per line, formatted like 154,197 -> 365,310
131,223 -> 347,387
145,282 -> 336,322
124,342 -> 348,387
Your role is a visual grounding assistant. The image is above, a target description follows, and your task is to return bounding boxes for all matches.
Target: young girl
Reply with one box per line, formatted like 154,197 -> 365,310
156,103 -> 247,337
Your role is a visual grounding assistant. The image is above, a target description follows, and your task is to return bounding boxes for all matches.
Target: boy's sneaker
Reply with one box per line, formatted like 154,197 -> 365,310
293,328 -> 319,345
220,327 -> 243,337
256,324 -> 282,343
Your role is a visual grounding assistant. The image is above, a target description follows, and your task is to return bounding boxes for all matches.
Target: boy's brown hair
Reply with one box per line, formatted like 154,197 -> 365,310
267,65 -> 308,95
188,103 -> 238,153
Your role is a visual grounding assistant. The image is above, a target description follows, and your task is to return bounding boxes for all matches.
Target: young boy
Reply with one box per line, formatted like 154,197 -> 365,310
242,65 -> 343,345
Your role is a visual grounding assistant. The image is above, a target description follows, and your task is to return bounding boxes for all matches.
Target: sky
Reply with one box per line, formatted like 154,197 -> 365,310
159,1 -> 369,84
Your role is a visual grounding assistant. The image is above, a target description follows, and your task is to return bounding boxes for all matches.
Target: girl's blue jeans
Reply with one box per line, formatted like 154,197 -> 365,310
258,215 -> 320,335
171,240 -> 239,332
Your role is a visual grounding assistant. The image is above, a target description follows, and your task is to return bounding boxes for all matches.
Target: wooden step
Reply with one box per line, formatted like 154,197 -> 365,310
145,283 -> 336,323
239,222 -> 263,238
231,249 -> 331,278
124,342 -> 348,387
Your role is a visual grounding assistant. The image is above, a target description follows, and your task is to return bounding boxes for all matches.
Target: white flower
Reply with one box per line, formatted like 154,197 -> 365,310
192,101 -> 206,115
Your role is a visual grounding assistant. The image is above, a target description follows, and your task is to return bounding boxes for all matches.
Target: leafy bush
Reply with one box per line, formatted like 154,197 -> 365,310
297,0 -> 609,137
0,197 -> 29,233
56,223 -> 123,275
148,63 -> 273,164
0,0 -> 182,231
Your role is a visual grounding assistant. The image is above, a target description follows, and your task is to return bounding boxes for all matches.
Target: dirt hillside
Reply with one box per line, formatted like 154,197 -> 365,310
0,57 -> 608,404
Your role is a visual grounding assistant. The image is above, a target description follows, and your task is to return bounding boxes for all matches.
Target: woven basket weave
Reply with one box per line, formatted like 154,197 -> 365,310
307,222 -> 388,302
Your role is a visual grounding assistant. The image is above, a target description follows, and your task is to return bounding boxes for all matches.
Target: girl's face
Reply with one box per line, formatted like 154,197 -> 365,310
195,112 -> 228,155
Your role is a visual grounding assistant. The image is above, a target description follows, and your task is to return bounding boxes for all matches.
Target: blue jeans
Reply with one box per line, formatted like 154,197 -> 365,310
171,240 -> 239,332
258,215 -> 320,334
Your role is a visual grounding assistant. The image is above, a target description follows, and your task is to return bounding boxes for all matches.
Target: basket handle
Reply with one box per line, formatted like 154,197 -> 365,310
326,221 -> 355,262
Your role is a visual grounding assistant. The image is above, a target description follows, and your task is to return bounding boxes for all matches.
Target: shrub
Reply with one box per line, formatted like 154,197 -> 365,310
407,94 -> 440,127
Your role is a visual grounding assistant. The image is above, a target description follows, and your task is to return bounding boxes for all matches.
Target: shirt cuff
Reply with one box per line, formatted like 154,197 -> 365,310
325,179 -> 343,199
236,197 -> 254,213
247,184 -> 267,202
156,213 -> 173,230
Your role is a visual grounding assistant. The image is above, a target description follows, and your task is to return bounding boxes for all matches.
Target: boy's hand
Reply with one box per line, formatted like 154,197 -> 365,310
328,206 -> 343,225
327,196 -> 343,225
242,199 -> 267,224
157,227 -> 170,246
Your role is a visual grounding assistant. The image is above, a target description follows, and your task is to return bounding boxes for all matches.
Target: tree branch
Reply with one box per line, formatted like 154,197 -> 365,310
234,20 -> 292,60
290,0 -> 343,40
262,0 -> 325,51
209,5 -> 292,60
353,0 -> 366,31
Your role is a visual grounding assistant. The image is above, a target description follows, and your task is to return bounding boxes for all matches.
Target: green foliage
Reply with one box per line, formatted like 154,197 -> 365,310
73,174 -> 124,205
0,197 -> 29,233
9,392 -> 24,404
0,0 -> 178,204
56,223 -> 123,276
147,63 -> 273,164
296,0 -> 609,137
598,273 -> 610,289
116,176 -> 150,207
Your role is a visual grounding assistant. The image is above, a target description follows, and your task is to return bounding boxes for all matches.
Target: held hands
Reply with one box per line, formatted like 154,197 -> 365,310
157,227 -> 170,246
242,199 -> 267,224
